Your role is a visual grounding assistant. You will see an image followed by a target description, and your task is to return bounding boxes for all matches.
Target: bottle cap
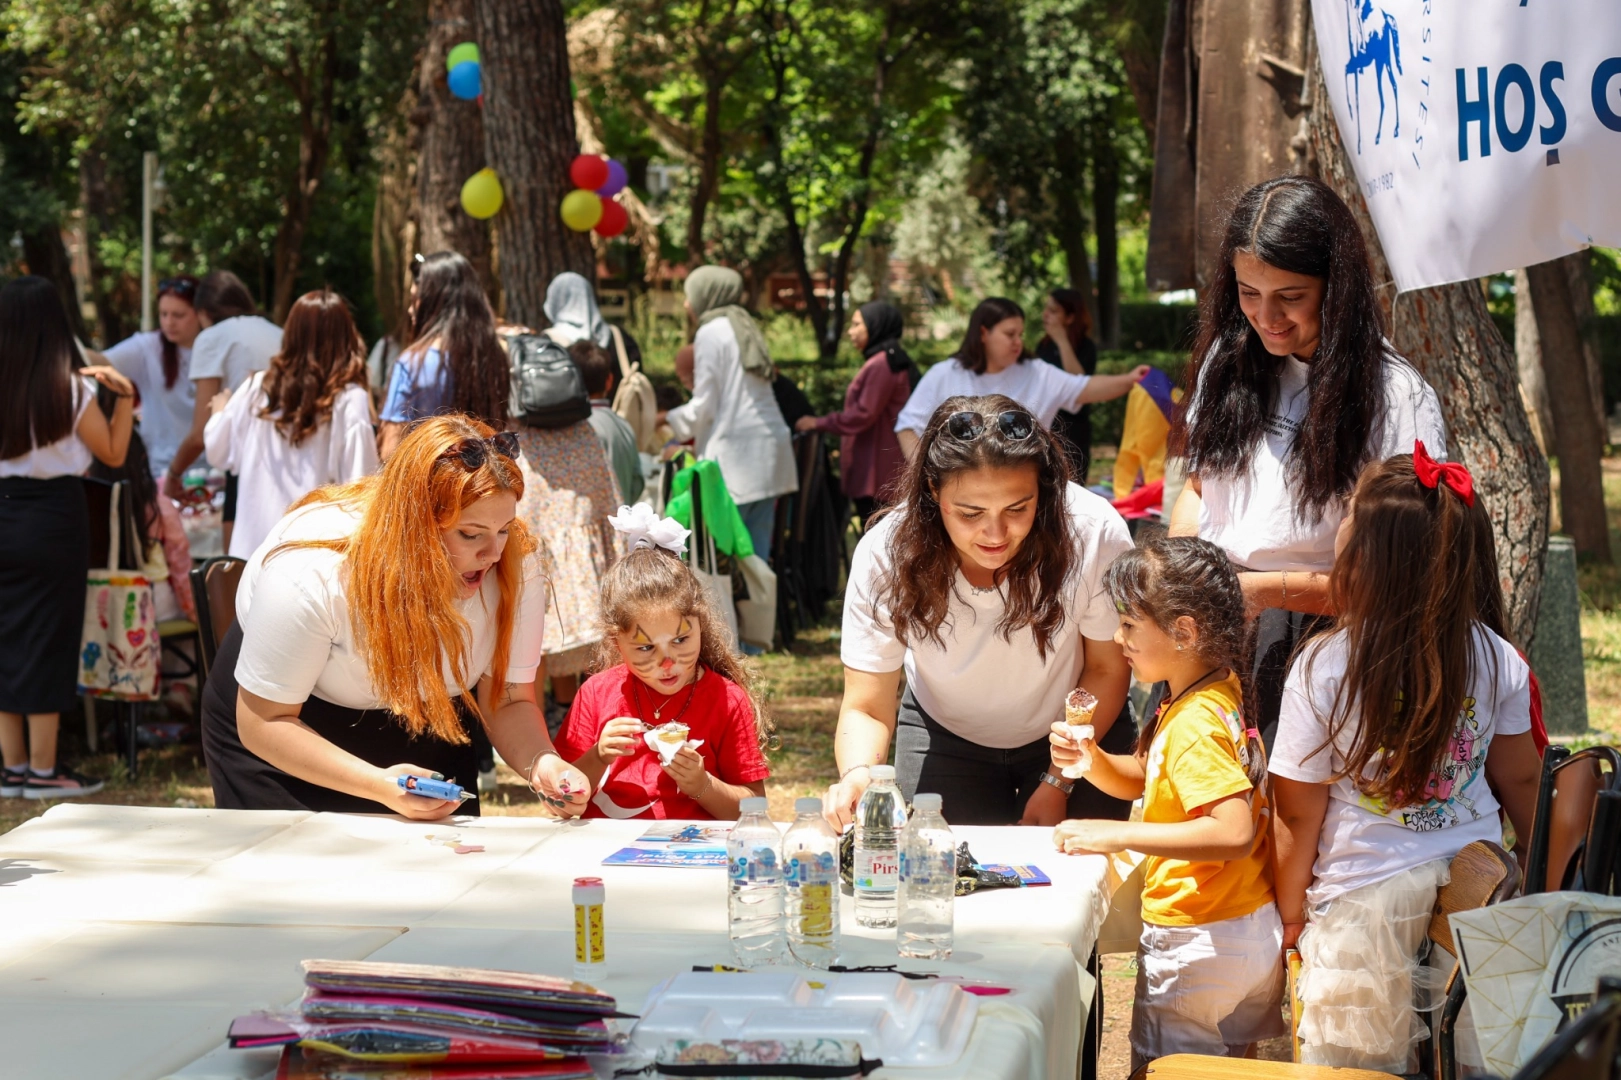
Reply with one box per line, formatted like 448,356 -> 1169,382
573,876 -> 603,887
739,796 -> 768,813
913,793 -> 943,811
870,764 -> 896,781
795,797 -> 822,814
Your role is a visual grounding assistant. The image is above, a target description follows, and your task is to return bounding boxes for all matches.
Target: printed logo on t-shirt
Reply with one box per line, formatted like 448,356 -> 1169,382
1264,410 -> 1302,441
1357,697 -> 1485,831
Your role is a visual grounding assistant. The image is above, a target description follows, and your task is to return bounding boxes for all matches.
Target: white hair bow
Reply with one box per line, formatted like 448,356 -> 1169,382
608,503 -> 690,556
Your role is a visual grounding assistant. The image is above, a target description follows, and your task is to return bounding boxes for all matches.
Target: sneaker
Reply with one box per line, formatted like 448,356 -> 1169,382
0,768 -> 26,798
23,766 -> 105,801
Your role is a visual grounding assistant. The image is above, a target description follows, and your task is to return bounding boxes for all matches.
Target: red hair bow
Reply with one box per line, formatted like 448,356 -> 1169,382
1413,441 -> 1474,507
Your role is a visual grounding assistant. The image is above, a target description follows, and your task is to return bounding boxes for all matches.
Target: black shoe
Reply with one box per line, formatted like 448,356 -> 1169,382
23,766 -> 105,801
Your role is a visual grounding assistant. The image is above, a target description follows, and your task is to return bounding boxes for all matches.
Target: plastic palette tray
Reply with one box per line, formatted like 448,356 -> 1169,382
631,971 -> 978,1068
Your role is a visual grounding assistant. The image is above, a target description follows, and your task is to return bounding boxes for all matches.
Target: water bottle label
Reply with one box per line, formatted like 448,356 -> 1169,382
787,851 -> 836,885
573,902 -> 603,965
900,847 -> 956,886
855,848 -> 898,891
730,846 -> 780,883
797,882 -> 834,937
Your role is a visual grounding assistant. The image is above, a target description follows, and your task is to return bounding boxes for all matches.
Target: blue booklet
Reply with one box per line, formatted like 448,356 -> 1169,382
602,846 -> 729,869
976,863 -> 1053,886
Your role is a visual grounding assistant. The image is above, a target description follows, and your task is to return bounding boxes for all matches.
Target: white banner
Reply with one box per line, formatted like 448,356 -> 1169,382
1311,0 -> 1621,292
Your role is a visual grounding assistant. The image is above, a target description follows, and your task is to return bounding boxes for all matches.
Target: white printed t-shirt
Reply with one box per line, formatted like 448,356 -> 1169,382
234,500 -> 544,710
841,481 -> 1132,748
103,329 -> 194,477
1270,624 -> 1530,907
1195,353 -> 1445,572
894,358 -> 1092,437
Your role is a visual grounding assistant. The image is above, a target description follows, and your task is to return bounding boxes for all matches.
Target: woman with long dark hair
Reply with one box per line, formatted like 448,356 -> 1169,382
1034,288 -> 1099,479
103,275 -> 202,479
0,276 -> 135,800
1167,176 -> 1446,747
795,300 -> 916,525
823,394 -> 1137,828
203,289 -> 379,559
894,297 -> 1144,460
378,251 -> 510,458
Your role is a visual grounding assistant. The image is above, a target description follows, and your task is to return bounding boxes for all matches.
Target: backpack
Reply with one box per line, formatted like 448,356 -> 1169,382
607,325 -> 661,455
508,333 -> 591,429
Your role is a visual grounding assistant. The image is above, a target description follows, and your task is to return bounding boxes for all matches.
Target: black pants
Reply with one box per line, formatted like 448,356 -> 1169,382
201,622 -> 482,814
1250,607 -> 1329,753
893,690 -> 1135,825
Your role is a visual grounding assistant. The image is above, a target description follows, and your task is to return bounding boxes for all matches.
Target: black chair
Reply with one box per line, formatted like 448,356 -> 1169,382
189,556 -> 248,679
1465,975 -> 1621,1080
1523,745 -> 1621,895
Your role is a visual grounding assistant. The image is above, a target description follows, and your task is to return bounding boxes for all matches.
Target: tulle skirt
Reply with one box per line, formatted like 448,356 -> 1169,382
1297,858 -> 1451,1072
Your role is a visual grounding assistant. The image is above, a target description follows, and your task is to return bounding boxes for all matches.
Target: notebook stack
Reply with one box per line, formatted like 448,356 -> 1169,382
227,959 -> 623,1079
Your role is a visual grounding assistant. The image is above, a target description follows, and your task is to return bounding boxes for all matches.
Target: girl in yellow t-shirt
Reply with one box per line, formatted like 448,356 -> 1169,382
1049,535 -> 1284,1072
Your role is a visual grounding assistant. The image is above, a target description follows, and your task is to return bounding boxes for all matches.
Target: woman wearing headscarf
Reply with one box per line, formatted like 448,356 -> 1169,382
543,272 -> 658,456
795,300 -> 915,527
661,267 -> 797,560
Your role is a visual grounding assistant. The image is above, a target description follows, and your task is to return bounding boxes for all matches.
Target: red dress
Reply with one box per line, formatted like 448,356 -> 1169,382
556,664 -> 771,819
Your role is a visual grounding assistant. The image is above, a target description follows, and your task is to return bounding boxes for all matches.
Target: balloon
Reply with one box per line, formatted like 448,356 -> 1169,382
596,159 -> 627,198
446,42 -> 479,71
594,198 -> 628,238
560,189 -> 603,232
569,154 -> 609,191
448,61 -> 481,101
460,168 -> 504,219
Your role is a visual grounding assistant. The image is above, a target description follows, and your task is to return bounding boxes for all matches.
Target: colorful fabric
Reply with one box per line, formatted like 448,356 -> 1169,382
1139,672 -> 1275,926
1113,380 -> 1180,497
513,423 -> 624,675
666,458 -> 754,559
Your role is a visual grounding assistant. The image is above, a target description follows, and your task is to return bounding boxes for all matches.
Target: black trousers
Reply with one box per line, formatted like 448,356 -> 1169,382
893,690 -> 1135,825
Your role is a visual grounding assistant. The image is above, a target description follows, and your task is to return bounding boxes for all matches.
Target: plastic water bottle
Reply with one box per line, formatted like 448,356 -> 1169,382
854,765 -> 907,928
783,796 -> 840,968
727,796 -> 785,966
897,793 -> 955,959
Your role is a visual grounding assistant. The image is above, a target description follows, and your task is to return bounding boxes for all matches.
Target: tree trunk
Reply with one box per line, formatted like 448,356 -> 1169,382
1527,258 -> 1612,563
1563,250 -> 1608,439
1515,267 -> 1554,454
78,145 -> 130,346
686,76 -> 724,267
269,34 -> 338,322
1306,48 -> 1550,645
1052,123 -> 1099,334
475,0 -> 594,327
1091,115 -> 1120,350
374,82 -> 417,344
414,0 -> 494,296
21,225 -> 90,344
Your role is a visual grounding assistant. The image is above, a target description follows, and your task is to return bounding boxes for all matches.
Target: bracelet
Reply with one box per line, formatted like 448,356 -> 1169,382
1038,771 -> 1075,796
839,763 -> 874,781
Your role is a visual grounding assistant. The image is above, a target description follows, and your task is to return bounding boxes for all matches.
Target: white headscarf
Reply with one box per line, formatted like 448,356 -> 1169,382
543,272 -> 612,349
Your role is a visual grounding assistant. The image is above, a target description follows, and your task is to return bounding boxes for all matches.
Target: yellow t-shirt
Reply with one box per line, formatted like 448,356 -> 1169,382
1139,672 -> 1276,926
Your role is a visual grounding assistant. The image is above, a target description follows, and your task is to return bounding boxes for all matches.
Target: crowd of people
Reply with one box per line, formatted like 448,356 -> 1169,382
0,174 -> 1551,1074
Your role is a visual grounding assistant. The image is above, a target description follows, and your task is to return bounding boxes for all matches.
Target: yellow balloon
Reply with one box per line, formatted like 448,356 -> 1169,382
560,188 -> 603,232
461,168 -> 503,219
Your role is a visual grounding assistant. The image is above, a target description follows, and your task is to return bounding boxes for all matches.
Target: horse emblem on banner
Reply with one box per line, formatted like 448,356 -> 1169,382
1344,0 -> 1403,152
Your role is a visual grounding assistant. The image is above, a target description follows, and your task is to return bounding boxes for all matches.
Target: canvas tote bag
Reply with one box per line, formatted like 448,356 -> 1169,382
78,480 -> 161,700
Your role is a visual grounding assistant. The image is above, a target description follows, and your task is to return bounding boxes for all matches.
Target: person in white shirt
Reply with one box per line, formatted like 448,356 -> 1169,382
661,266 -> 796,561
823,394 -> 1137,828
894,296 -> 1148,460
1167,176 -> 1448,747
198,415 -> 589,817
164,271 -> 284,550
203,289 -> 380,559
0,276 -> 135,801
102,275 -> 202,478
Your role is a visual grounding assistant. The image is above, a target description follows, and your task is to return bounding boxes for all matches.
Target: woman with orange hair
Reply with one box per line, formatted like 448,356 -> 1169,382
199,415 -> 588,817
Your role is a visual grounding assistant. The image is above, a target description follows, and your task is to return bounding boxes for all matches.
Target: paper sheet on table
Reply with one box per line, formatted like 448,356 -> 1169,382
1451,891 -> 1621,1076
1094,849 -> 1147,956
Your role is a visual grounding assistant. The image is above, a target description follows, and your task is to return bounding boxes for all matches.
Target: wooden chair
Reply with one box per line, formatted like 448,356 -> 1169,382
1523,745 -> 1621,895
188,556 -> 247,679
1430,841 -> 1522,1080
1467,975 -> 1621,1080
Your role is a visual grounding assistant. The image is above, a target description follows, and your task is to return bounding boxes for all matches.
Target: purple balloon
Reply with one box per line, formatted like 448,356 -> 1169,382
596,159 -> 628,198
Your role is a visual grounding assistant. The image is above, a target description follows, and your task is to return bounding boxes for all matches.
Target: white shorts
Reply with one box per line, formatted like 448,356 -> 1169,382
1130,903 -> 1288,1072
1297,858 -> 1451,1072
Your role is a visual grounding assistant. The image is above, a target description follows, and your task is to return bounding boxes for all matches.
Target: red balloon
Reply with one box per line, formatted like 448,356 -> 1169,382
594,198 -> 628,238
569,154 -> 609,191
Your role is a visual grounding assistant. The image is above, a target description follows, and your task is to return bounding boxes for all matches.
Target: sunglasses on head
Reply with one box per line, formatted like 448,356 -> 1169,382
943,409 -> 1036,443
439,432 -> 520,470
158,277 -> 197,298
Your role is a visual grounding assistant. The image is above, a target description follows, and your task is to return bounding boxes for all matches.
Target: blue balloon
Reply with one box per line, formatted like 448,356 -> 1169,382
448,61 -> 482,101
596,159 -> 628,198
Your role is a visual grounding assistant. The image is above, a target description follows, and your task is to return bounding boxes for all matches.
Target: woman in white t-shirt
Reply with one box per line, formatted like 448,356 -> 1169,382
1167,176 -> 1446,747
198,415 -> 588,818
0,276 -> 135,801
894,297 -> 1147,460
204,288 -> 379,559
1269,451 -> 1539,1072
102,275 -> 201,478
824,394 -> 1136,828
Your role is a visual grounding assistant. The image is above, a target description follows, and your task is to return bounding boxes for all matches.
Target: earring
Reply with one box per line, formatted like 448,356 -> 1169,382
1176,644 -> 1184,651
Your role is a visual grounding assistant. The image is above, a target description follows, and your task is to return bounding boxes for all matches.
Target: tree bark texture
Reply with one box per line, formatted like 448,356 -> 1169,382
475,0 -> 594,328
1562,250 -> 1608,439
1515,266 -> 1554,454
1306,48 -> 1550,645
1091,115 -> 1120,349
1052,124 -> 1098,332
373,84 -> 417,344
1527,258 -> 1612,563
413,0 -> 494,297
